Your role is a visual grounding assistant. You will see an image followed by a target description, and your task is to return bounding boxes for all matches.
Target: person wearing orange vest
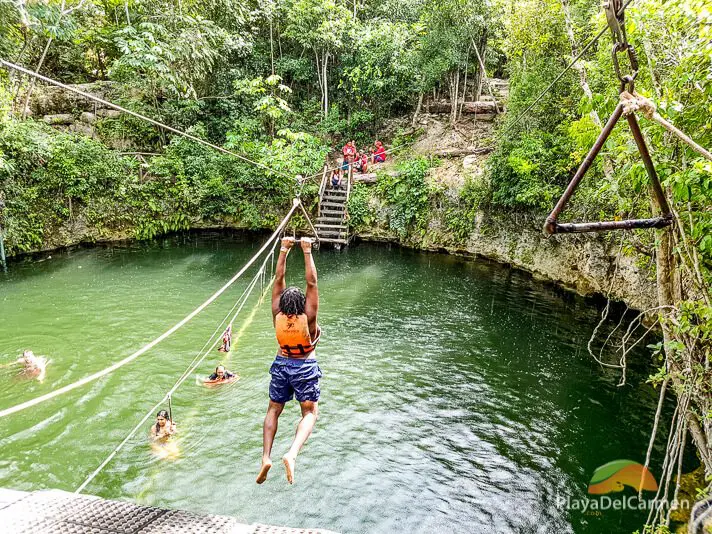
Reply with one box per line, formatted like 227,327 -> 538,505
256,236 -> 321,485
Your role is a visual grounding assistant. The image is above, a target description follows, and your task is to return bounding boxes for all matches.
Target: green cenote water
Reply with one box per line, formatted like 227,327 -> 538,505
0,233 -> 677,533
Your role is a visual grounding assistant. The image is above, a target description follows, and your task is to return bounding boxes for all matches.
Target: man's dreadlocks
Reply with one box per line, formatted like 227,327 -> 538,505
279,286 -> 306,315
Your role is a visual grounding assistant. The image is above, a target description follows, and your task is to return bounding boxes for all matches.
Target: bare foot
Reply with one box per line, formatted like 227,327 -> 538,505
256,459 -> 272,484
282,454 -> 296,484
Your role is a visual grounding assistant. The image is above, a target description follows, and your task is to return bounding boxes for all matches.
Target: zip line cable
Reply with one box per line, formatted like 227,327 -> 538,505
174,238 -> 280,388
75,245 -> 276,494
0,200 -> 301,419
0,59 -> 293,180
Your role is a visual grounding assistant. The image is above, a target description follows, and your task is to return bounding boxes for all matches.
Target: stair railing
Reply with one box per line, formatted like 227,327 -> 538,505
346,164 -> 353,203
344,165 -> 353,243
317,164 -> 328,218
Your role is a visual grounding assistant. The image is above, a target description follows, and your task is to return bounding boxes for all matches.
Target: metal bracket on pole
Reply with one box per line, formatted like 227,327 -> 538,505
603,0 -> 626,46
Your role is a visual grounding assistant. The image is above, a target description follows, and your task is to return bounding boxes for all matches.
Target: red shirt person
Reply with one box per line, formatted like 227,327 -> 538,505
373,141 -> 386,163
342,141 -> 356,159
357,152 -> 369,173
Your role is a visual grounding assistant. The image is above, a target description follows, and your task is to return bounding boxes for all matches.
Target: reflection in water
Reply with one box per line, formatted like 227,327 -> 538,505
0,234 -> 686,533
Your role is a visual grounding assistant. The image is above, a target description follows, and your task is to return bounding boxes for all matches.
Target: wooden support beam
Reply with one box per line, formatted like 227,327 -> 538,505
432,147 -> 493,158
427,101 -> 498,114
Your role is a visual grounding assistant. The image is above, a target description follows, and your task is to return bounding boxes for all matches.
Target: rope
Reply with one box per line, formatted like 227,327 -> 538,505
0,59 -> 293,180
620,91 -> 712,162
0,200 -> 300,419
172,242 -> 277,388
298,200 -> 320,242
75,232 -> 279,494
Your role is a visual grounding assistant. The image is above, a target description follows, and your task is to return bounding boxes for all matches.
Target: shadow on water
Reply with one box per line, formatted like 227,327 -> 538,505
0,230 -> 698,534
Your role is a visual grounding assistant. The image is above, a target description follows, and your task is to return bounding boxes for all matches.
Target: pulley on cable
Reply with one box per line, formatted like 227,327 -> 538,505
543,0 -> 673,235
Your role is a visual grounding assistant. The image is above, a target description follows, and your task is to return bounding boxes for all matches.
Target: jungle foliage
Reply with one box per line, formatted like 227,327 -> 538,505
0,0 -> 711,527
0,0 -> 496,252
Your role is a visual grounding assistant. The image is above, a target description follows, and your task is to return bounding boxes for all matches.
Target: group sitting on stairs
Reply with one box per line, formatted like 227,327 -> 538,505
331,140 -> 387,189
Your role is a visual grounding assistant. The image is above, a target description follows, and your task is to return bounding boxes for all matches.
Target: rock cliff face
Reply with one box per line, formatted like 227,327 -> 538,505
11,201 -> 658,312
358,207 -> 657,311
25,82 -> 132,148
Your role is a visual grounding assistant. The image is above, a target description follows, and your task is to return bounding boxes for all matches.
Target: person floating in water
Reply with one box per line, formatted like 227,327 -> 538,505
207,365 -> 236,382
150,409 -> 176,442
218,324 -> 232,352
257,236 -> 322,485
1,350 -> 48,381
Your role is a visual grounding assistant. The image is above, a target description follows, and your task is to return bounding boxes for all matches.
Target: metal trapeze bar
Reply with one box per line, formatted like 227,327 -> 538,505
552,216 -> 672,234
543,0 -> 673,236
544,103 -> 673,235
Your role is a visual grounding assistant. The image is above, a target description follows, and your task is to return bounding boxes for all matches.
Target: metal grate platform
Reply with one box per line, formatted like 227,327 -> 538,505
0,489 -> 339,534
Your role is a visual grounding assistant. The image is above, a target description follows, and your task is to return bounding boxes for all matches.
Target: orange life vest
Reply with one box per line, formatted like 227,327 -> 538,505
275,313 -> 320,357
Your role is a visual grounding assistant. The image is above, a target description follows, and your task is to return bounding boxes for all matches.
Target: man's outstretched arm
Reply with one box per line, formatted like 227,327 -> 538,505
272,237 -> 294,321
301,238 -> 319,334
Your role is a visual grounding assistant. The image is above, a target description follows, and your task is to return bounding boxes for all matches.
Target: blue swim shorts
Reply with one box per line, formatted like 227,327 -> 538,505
269,356 -> 322,404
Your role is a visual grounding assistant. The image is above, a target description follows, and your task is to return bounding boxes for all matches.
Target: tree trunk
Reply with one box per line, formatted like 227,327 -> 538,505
428,101 -> 497,114
432,147 -> 493,157
314,49 -> 324,114
412,92 -> 424,127
322,51 -> 329,117
459,47 -> 470,121
640,29 -> 661,98
277,20 -> 283,61
11,34 -> 34,110
22,36 -> 53,118
269,14 -> 275,75
656,226 -> 712,475
472,31 -> 487,102
471,37 -> 500,113
449,71 -> 459,126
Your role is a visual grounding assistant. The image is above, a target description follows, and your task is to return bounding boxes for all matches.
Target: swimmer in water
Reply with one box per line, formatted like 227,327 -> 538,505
218,324 -> 232,353
2,350 -> 48,380
207,365 -> 236,382
150,409 -> 176,442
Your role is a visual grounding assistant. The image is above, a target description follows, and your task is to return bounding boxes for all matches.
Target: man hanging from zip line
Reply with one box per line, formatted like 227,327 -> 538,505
256,236 -> 322,485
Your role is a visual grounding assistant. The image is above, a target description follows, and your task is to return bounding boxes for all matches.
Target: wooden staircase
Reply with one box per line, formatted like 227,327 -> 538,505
315,166 -> 352,247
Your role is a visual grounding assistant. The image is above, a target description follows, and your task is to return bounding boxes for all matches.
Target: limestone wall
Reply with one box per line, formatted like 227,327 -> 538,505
358,208 -> 657,311
26,81 -> 127,145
